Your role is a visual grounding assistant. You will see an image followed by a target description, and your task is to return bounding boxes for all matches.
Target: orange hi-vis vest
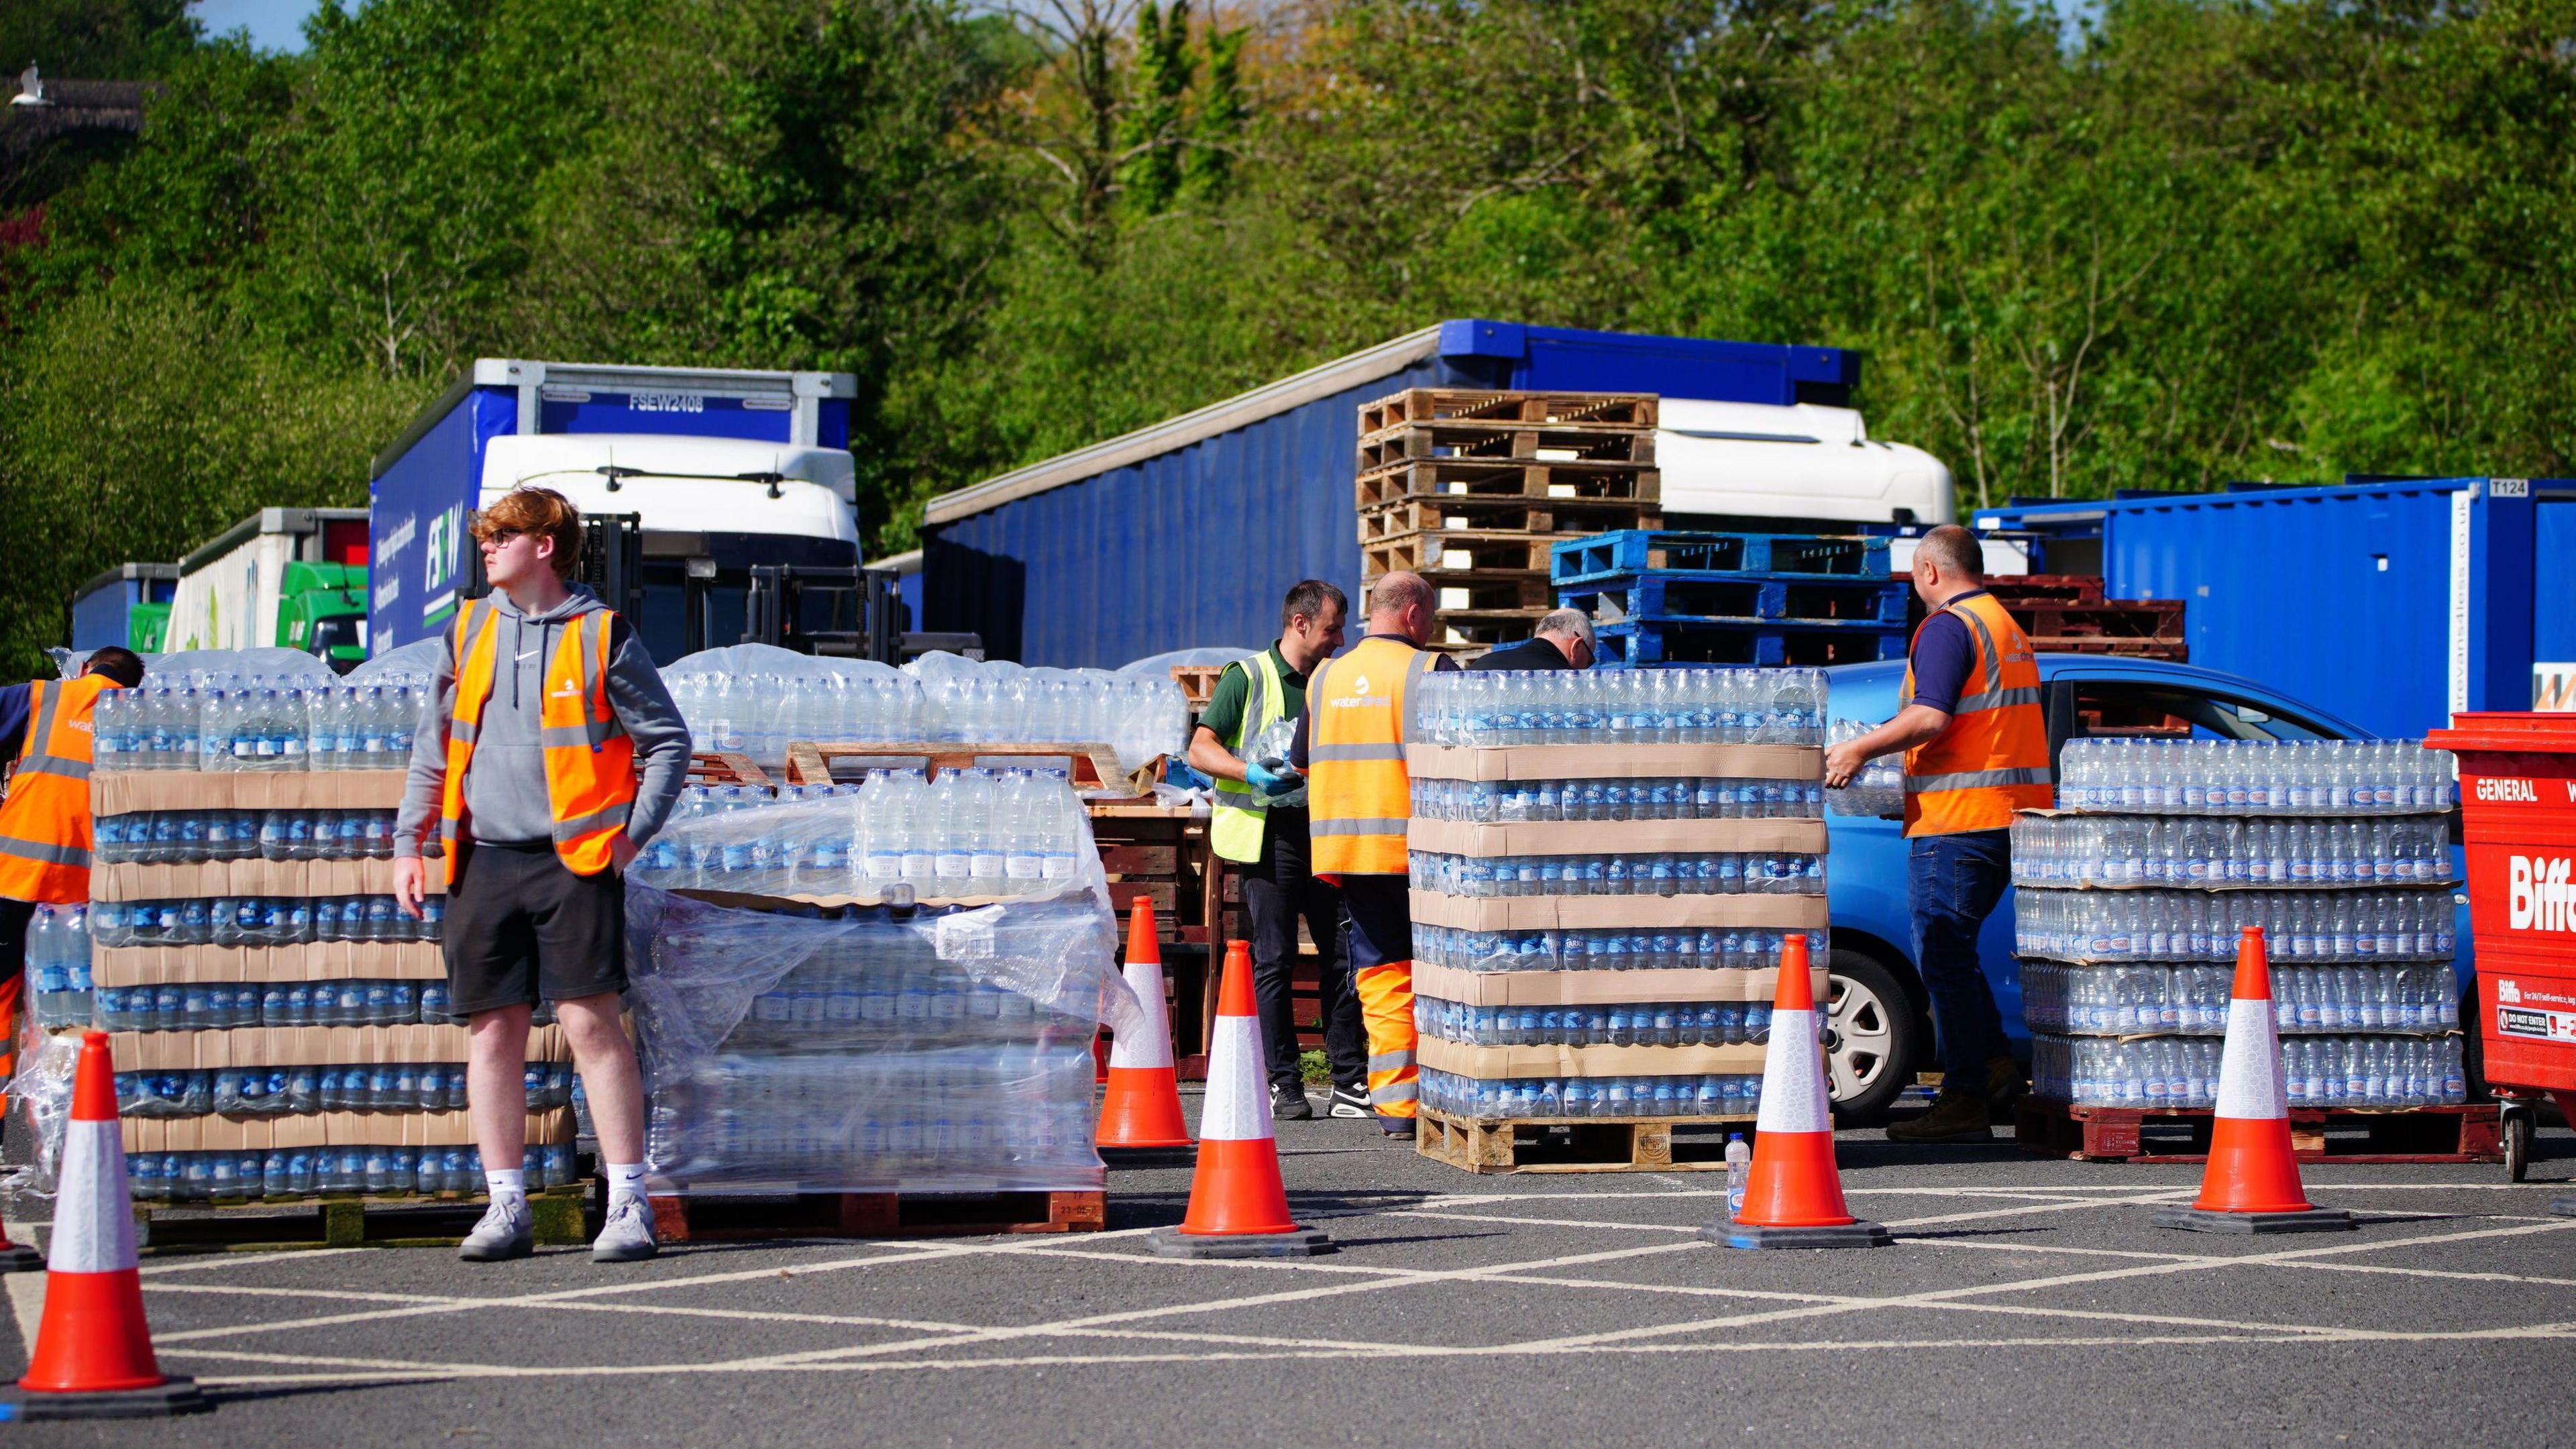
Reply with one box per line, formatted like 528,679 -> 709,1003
1305,635 -> 1438,877
0,675 -> 120,904
1902,591 -> 2053,837
437,600 -> 637,888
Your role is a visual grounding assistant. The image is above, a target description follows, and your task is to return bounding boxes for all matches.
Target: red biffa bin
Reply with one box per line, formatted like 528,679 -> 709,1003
2423,714 -> 2576,1198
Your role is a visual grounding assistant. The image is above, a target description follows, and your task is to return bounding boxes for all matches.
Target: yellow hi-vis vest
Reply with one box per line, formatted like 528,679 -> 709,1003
1305,635 -> 1436,877
1210,649 -> 1289,865
437,600 -> 638,888
0,674 -> 118,904
1902,591 -> 2053,837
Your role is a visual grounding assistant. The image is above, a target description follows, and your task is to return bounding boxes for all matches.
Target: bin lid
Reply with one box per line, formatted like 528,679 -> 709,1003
2424,712 -> 2576,755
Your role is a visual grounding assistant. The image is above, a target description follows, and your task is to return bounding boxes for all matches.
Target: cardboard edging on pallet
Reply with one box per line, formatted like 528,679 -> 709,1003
93,942 -> 447,987
1413,962 -> 1823,1008
93,770 -> 410,816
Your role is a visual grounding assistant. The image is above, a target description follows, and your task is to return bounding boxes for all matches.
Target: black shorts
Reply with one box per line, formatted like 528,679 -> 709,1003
443,841 -> 627,1014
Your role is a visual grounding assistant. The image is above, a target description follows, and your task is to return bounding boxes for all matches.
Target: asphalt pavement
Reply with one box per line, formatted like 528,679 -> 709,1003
5,1104 -> 2573,1448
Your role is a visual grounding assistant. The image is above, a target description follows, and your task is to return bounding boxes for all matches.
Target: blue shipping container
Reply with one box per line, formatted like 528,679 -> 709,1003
69,564 -> 178,652
368,360 -> 854,655
920,320 -> 1860,667
1975,478 -> 2576,738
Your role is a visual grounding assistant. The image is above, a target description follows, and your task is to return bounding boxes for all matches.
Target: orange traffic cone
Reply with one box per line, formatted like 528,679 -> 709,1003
1148,941 -> 1332,1259
1702,934 -> 1890,1250
2153,928 -> 2355,1234
1097,899 -> 1195,1167
3,1032 -> 207,1419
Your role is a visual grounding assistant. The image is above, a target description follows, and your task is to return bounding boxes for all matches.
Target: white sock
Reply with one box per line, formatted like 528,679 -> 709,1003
485,1167 -> 527,1205
606,1162 -> 647,1207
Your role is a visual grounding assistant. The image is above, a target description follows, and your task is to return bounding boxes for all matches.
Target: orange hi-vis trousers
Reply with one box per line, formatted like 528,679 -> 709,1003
1338,874 -> 1417,1120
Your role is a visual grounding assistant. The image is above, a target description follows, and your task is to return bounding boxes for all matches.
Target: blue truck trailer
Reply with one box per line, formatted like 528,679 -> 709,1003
368,360 -> 863,663
921,320 -> 1953,667
69,563 -> 178,653
1974,478 -> 2576,739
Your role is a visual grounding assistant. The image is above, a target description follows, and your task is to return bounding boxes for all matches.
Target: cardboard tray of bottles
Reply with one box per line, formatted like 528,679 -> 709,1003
1404,739 -> 1827,1094
86,765 -> 574,1198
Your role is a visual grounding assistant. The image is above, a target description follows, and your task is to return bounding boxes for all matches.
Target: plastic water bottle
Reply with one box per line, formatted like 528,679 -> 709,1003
1001,770 -> 1045,894
1724,1133 -> 1752,1216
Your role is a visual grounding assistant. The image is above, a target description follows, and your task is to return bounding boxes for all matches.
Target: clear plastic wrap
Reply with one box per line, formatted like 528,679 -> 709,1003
347,637 -> 445,683
1245,715 -> 1306,808
624,882 -> 1142,1193
1825,718 -> 1904,818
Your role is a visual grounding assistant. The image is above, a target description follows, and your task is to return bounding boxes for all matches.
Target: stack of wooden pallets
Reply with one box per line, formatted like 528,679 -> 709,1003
1352,389 -> 1661,652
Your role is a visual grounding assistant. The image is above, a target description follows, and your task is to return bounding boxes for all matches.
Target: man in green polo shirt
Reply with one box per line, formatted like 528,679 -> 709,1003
1186,579 -> 1368,1120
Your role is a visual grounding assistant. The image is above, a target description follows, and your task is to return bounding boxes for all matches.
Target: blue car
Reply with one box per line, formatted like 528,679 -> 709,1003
1819,653 -> 2474,1122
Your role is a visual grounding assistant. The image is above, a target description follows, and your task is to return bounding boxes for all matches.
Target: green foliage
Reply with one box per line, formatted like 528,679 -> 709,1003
5,0 -> 2573,676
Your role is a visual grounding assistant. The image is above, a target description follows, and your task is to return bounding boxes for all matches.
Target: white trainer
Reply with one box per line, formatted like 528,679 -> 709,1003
458,1197 -> 534,1262
592,1195 -> 659,1263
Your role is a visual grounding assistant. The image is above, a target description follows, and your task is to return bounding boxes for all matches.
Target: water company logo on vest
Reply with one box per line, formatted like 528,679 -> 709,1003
1328,674 -> 1381,706
2508,854 -> 2576,932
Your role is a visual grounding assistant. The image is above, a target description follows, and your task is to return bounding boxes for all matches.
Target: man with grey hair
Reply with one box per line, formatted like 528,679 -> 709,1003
1468,607 -> 1596,672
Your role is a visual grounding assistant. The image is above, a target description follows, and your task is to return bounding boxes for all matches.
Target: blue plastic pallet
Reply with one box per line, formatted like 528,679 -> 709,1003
1552,530 -> 1893,586
1595,618 -> 1910,668
1559,573 -> 1909,626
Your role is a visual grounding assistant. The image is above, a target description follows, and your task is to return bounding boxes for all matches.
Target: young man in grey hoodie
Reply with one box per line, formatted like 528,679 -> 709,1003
391,487 -> 692,1263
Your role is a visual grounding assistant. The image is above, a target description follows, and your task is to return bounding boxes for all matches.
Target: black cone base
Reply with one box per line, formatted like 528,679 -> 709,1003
2,1376 -> 210,1420
0,1243 -> 45,1274
1703,1219 -> 1894,1250
1099,1145 -> 1198,1169
1147,1226 -> 1333,1259
2153,1205 -> 2356,1235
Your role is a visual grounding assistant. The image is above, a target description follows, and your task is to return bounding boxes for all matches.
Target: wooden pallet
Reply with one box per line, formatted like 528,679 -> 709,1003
1423,572 -> 1556,612
1169,664 -> 1230,710
1983,574 -> 2109,606
2026,636 -> 2189,661
1417,1106 -> 1754,1175
2012,1097 -> 2503,1164
133,1187 -> 590,1254
1363,530 -> 1557,578
1432,608 -> 1556,650
1358,423 -> 1656,475
2006,600 -> 2186,642
1358,388 -> 1658,435
782,740 -> 1157,797
648,1188 -> 1106,1241
1356,460 -> 1662,510
689,751 -> 773,788
1358,494 -> 1661,545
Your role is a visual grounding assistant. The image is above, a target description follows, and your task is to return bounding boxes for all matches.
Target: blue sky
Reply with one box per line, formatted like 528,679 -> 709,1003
193,0 -> 325,53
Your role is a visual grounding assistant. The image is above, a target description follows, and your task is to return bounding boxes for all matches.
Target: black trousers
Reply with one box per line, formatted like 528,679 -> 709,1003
1240,812 -> 1364,1091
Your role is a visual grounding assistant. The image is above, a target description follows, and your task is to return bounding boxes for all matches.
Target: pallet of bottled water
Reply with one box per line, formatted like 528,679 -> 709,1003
2021,961 -> 2463,1036
126,1142 -> 578,1205
2015,888 -> 2457,963
1405,670 -> 1827,1135
90,669 -> 429,774
2010,812 -> 2453,888
627,871 -> 1138,1193
2053,738 -> 2456,815
632,769 -> 1097,904
2030,1032 -> 2469,1110
662,647 -> 1190,776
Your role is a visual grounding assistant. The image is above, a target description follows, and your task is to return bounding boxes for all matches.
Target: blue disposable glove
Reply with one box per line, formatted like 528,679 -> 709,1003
1244,761 -> 1301,797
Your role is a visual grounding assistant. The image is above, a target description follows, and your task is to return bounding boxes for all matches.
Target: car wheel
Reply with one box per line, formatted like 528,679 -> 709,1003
1825,949 -> 1915,1125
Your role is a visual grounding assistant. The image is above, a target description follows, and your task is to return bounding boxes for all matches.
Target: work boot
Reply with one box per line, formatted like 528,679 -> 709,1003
1886,1092 -> 1992,1144
1986,1055 -> 2027,1112
1327,1084 -> 1371,1119
459,1197 -> 535,1262
1271,1083 -> 1314,1120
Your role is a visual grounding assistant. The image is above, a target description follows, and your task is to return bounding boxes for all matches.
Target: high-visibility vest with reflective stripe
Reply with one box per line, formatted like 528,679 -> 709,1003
1210,649 -> 1289,865
1306,635 -> 1435,876
0,675 -> 118,904
1901,592 -> 2053,837
437,601 -> 638,888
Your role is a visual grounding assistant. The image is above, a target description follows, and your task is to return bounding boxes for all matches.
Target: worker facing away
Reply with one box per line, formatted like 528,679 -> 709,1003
1823,525 -> 2053,1142
1466,606 -> 1595,672
0,645 -> 144,1184
1187,579 -> 1371,1122
1291,571 -> 1458,1138
392,486 -> 692,1262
